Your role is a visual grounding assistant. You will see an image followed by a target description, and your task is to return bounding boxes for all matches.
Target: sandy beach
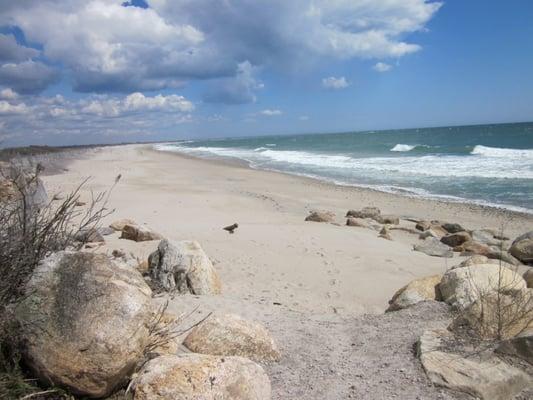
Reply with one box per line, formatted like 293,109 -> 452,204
42,144 -> 533,399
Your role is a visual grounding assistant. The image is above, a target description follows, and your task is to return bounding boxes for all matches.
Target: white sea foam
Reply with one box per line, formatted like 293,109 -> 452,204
390,144 -> 416,152
156,144 -> 533,180
471,145 -> 533,158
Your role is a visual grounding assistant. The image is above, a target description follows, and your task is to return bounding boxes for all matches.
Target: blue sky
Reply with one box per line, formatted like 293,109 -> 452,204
0,0 -> 532,146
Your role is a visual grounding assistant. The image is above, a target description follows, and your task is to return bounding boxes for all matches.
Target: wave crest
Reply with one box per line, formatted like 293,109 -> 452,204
471,145 -> 533,158
390,144 -> 416,152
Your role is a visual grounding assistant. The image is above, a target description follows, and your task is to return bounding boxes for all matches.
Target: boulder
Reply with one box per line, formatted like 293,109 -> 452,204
74,228 -> 105,243
387,275 -> 442,311
305,210 -> 335,223
471,230 -> 503,247
439,264 -> 527,310
413,238 -> 453,258
346,207 -> 380,219
109,218 -> 137,231
121,224 -> 163,242
418,229 -> 439,240
453,255 -> 491,269
148,239 -> 221,294
415,220 -> 431,231
16,251 -> 153,398
460,241 -> 493,257
510,236 -> 533,264
375,215 -> 400,225
418,329 -> 531,400
450,291 -> 533,340
97,226 -> 115,236
524,269 -> 533,288
441,223 -> 465,234
346,217 -> 370,228
378,226 -> 392,240
440,232 -> 472,248
183,313 -> 281,362
131,354 -> 271,400
497,330 -> 533,365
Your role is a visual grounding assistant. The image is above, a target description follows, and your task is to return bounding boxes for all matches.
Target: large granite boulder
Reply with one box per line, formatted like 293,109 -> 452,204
121,224 -> 163,242
413,238 -> 453,258
149,239 -> 221,294
510,232 -> 533,264
450,291 -> 533,340
16,252 -> 153,398
439,264 -> 527,310
305,210 -> 335,223
387,275 -> 442,311
183,313 -> 281,362
131,354 -> 271,400
418,329 -> 531,400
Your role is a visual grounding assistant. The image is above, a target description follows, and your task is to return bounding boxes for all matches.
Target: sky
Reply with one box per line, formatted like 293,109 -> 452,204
0,0 -> 532,147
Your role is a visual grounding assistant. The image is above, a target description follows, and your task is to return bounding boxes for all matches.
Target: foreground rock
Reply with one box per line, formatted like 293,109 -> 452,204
74,227 -> 105,243
441,223 -> 465,234
305,210 -> 335,223
451,291 -> 533,340
149,239 -> 221,294
184,313 -> 281,362
121,223 -> 163,242
387,275 -> 442,311
439,264 -> 527,309
413,238 -> 453,258
17,252 -> 153,397
132,354 -> 271,400
497,330 -> 533,365
510,231 -> 533,264
418,329 -> 531,400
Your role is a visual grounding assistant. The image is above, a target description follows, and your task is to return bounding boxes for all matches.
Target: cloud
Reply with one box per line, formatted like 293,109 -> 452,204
322,76 -> 350,90
0,61 -> 59,94
203,61 -> 263,104
0,88 -> 18,100
373,62 -> 392,72
0,34 -> 39,63
259,109 -> 283,116
0,100 -> 29,114
0,92 -> 195,145
0,0 -> 442,93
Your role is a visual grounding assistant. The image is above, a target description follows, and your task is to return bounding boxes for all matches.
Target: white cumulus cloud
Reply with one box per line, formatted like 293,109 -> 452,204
373,62 -> 393,72
260,109 -> 283,116
322,76 -> 350,90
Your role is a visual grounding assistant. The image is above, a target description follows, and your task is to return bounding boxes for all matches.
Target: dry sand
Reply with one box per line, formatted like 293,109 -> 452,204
42,144 -> 533,399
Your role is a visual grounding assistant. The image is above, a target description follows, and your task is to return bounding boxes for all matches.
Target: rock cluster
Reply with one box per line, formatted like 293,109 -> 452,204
15,230 -> 276,399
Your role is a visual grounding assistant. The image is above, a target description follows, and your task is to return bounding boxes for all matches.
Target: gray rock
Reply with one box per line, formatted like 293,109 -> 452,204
183,313 -> 281,362
74,228 -> 105,243
439,264 -> 527,310
97,226 -> 115,236
510,233 -> 533,264
131,354 -> 271,400
305,210 -> 335,223
413,238 -> 453,258
121,224 -> 163,242
440,232 -> 471,247
148,239 -> 221,294
346,207 -> 381,219
496,330 -> 533,365
16,251 -> 153,398
418,329 -> 531,400
441,223 -> 465,234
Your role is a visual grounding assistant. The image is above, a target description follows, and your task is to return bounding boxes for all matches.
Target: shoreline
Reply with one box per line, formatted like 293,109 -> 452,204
149,144 -> 532,224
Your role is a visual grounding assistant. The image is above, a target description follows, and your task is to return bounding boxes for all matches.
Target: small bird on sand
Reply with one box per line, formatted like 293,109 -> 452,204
223,223 -> 239,234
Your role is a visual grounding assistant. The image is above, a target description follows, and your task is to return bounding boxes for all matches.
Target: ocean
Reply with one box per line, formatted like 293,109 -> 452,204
155,122 -> 533,212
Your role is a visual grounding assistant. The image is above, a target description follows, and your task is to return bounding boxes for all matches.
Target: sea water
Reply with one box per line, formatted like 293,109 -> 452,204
155,122 -> 533,212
